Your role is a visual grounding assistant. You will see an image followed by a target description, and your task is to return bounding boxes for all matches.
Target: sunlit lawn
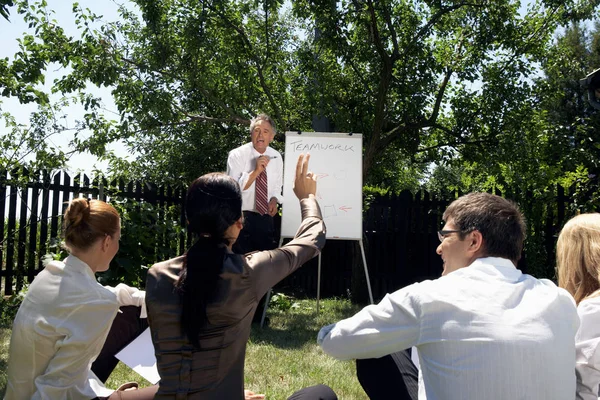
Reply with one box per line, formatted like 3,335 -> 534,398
0,298 -> 368,399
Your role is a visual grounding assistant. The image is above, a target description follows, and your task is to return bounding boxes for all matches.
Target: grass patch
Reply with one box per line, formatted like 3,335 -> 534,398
0,328 -> 10,397
0,297 -> 367,399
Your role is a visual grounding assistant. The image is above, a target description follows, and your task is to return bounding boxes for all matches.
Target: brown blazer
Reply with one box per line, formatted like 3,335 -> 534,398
145,197 -> 325,399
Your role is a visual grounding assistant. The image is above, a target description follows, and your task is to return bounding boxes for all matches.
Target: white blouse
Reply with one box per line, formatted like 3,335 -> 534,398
575,296 -> 600,400
4,255 -> 146,400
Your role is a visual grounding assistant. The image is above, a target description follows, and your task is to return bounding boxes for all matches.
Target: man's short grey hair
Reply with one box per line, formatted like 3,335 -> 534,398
249,114 -> 277,134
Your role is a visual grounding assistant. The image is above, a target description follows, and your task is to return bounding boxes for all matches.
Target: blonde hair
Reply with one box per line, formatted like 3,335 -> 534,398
557,213 -> 600,304
63,198 -> 120,251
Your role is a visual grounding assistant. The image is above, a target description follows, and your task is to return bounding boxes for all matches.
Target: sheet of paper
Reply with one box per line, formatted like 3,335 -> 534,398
115,327 -> 160,384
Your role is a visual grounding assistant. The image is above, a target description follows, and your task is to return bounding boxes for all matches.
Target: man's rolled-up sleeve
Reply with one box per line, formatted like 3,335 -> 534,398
319,288 -> 421,360
227,149 -> 252,192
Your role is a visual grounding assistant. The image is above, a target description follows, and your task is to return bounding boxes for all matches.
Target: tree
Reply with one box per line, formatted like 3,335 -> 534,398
291,0 -> 598,185
422,21 -> 600,279
4,0 -> 597,187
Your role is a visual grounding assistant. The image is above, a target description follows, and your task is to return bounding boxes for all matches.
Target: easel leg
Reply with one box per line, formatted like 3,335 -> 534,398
359,239 -> 374,304
261,237 -> 285,328
260,289 -> 272,328
317,252 -> 322,314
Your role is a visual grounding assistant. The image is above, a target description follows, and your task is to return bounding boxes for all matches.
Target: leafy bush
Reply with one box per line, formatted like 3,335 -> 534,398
0,285 -> 28,328
363,185 -> 389,212
97,198 -> 186,288
269,292 -> 299,311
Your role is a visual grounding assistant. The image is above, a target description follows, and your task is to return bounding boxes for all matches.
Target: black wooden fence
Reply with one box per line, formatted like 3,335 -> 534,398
0,169 -> 584,300
0,169 -> 186,295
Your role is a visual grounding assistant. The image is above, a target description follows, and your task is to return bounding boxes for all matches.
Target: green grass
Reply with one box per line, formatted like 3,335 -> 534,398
0,298 -> 368,399
0,328 -> 9,397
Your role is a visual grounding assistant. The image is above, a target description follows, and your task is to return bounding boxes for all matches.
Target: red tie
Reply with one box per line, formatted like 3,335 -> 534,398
255,170 -> 268,215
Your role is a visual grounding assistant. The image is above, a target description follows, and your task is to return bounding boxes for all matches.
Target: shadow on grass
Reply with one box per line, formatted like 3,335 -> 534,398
250,298 -> 363,349
0,358 -> 7,398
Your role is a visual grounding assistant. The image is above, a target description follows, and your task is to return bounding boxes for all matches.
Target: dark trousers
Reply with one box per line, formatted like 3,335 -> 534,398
356,350 -> 419,400
233,211 -> 277,254
287,384 -> 338,400
91,305 -> 148,383
234,211 -> 277,322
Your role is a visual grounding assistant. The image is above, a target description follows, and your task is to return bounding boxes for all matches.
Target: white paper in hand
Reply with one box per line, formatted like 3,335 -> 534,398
115,327 -> 160,384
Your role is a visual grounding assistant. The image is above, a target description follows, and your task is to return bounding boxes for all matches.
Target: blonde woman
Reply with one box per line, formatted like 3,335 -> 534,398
5,198 -> 158,399
557,213 -> 600,400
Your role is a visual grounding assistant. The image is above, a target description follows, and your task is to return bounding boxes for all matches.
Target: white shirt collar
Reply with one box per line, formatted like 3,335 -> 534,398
447,256 -> 521,282
247,142 -> 274,157
61,255 -> 97,281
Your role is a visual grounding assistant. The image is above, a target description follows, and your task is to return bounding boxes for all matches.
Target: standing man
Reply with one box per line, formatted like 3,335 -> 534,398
227,113 -> 283,253
318,193 -> 579,400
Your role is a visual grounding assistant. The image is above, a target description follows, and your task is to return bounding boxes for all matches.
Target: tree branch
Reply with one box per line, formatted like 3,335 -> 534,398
400,2 -> 482,61
114,112 -> 251,139
415,137 -> 495,154
120,57 -> 248,124
428,68 -> 453,124
204,2 -> 284,126
380,1 -> 399,59
376,119 -> 432,151
365,0 -> 389,63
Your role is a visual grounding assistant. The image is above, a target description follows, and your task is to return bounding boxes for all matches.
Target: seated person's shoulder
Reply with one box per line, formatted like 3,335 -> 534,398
530,276 -> 570,294
148,256 -> 185,280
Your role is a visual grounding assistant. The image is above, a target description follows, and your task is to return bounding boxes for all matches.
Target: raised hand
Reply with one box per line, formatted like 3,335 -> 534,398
293,153 -> 317,200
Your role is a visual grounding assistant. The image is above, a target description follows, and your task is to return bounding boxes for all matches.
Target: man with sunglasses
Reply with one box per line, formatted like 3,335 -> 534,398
318,192 -> 579,400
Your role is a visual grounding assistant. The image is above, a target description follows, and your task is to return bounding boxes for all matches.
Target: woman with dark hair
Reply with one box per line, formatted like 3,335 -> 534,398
5,198 -> 158,399
145,154 -> 336,399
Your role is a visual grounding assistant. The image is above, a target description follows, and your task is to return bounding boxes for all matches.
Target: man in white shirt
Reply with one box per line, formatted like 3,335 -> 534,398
226,113 -> 283,254
318,192 -> 579,400
227,114 -> 283,323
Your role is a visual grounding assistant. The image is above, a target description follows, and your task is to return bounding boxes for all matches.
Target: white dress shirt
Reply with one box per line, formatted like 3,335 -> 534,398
4,255 -> 146,400
319,257 -> 579,400
575,296 -> 600,400
226,142 -> 284,211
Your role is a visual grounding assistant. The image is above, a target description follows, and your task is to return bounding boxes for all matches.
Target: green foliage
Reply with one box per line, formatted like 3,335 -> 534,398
3,0 -> 595,188
363,185 -> 389,212
97,198 -> 185,287
268,292 -> 299,311
0,285 -> 27,328
425,21 -> 600,206
3,0 -> 600,283
0,0 -> 14,21
0,103 -> 70,174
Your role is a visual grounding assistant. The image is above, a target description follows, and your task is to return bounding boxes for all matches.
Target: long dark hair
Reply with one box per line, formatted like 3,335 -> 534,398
176,173 -> 242,348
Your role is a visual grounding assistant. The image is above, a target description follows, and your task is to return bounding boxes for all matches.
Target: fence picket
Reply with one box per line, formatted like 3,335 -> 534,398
5,169 -> 19,295
1,171 -> 595,299
0,169 -> 6,289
